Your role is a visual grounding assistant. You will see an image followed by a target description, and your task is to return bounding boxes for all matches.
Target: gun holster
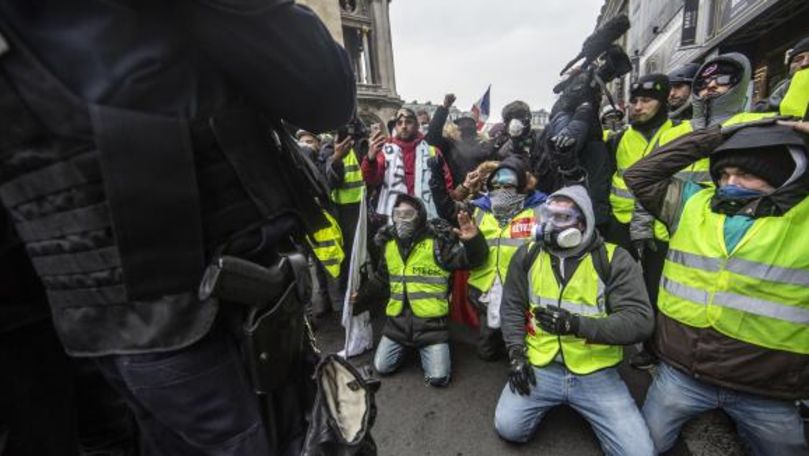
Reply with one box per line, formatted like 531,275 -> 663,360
199,251 -> 311,393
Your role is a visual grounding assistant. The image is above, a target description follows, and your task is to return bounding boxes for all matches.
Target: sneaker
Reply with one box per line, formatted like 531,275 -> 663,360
630,350 -> 658,370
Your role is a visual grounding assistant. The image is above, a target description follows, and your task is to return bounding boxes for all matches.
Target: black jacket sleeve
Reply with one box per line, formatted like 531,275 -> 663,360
500,245 -> 531,350
186,0 -> 356,131
434,227 -> 488,271
425,106 -> 451,152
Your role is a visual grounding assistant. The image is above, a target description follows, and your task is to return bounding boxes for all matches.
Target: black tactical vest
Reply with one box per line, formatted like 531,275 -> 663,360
0,19 -> 327,355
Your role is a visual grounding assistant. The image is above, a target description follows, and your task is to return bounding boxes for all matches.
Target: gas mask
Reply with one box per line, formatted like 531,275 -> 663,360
392,205 -> 419,239
535,203 -> 584,249
507,118 -> 527,138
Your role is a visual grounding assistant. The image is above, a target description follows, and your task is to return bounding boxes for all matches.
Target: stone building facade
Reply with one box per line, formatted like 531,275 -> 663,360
298,0 -> 403,128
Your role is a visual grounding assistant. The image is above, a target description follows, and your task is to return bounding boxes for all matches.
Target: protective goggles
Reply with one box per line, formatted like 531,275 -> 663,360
630,80 -> 660,92
395,109 -> 417,123
694,74 -> 734,91
392,206 -> 418,220
490,169 -> 519,187
539,204 -> 583,228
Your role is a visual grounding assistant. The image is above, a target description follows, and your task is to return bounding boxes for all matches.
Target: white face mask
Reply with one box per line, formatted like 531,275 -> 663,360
508,118 -> 526,138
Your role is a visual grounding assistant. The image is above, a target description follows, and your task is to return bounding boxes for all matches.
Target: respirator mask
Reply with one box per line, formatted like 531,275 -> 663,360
534,203 -> 584,249
507,118 -> 527,138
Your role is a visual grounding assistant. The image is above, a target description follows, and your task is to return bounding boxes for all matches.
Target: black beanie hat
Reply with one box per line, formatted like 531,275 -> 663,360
711,146 -> 795,188
502,100 -> 531,123
630,73 -> 670,104
788,36 -> 809,65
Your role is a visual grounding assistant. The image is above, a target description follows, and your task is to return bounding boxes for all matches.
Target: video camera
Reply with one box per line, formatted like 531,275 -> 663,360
337,116 -> 370,143
553,15 -> 632,104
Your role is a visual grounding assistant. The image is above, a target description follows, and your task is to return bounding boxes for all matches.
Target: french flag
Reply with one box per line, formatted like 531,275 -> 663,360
471,85 -> 491,131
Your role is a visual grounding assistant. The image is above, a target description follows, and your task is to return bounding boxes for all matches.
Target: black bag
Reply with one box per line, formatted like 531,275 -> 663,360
302,355 -> 380,456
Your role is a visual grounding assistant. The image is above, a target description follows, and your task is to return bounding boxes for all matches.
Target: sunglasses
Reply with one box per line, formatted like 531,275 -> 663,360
695,74 -> 733,90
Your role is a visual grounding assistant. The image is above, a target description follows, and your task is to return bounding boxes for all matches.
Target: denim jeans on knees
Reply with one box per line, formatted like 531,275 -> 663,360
494,362 -> 654,456
373,336 -> 451,386
642,361 -> 808,456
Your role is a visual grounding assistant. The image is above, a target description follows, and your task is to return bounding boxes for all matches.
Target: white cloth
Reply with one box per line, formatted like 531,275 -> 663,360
482,276 -> 504,329
374,140 -> 438,219
340,187 -> 374,358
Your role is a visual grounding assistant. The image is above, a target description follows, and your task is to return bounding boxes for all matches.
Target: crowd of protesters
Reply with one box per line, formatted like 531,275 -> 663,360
303,35 -> 809,456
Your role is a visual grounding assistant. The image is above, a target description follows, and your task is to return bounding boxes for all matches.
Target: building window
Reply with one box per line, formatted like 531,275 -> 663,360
342,26 -> 376,85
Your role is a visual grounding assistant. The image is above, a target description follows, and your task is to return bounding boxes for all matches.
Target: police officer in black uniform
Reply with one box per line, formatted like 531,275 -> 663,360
0,1 -> 355,455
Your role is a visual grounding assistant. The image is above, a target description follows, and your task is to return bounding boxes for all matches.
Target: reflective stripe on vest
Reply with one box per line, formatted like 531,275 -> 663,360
648,111 -> 778,242
468,207 -> 539,292
780,68 -> 809,119
659,188 -> 809,354
307,210 -> 344,278
384,237 -> 451,318
330,148 -> 365,205
610,121 -> 672,224
525,243 -> 622,374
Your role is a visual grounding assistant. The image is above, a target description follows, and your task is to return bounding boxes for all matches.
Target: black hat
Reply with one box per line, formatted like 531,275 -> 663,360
630,73 -> 670,104
668,63 -> 700,84
788,36 -> 809,65
502,100 -> 531,123
709,125 -> 806,188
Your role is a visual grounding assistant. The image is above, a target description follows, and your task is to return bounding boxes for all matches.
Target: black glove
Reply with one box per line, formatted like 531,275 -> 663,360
507,346 -> 536,396
550,130 -> 580,173
534,306 -> 579,336
631,238 -> 658,263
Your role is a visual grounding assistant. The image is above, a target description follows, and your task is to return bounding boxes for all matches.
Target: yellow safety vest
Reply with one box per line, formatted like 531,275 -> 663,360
610,121 -> 673,240
468,207 -> 539,292
307,210 -> 344,278
330,148 -> 365,205
384,237 -> 451,318
781,68 -> 809,119
657,112 -> 777,184
649,111 -> 777,241
659,189 -> 809,355
525,243 -> 623,374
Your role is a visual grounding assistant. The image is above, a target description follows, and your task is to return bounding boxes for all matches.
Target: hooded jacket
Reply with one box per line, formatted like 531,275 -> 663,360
500,185 -> 653,352
354,194 -> 488,347
623,123 -> 809,399
691,53 -> 752,129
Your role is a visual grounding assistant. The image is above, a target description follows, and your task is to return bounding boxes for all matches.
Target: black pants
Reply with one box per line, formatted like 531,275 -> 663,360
95,325 -> 269,456
0,320 -> 136,456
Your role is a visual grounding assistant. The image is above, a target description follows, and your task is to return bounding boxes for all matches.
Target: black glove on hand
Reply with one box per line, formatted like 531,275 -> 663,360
632,238 -> 658,263
507,346 -> 536,396
550,131 -> 579,173
535,306 -> 579,336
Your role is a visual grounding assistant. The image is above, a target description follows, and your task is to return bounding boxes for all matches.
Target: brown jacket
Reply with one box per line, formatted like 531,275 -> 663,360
624,125 -> 809,400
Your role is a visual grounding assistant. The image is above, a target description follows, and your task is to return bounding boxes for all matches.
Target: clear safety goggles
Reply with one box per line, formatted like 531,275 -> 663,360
631,80 -> 659,91
392,207 -> 418,220
539,204 -> 583,228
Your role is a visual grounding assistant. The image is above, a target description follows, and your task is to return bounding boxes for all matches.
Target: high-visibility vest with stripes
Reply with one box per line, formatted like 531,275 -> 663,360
525,243 -> 622,374
468,207 -> 540,293
384,237 -> 451,318
659,189 -> 809,355
610,121 -> 673,240
780,68 -> 809,119
307,210 -> 345,278
657,112 -> 777,185
647,111 -> 778,242
330,148 -> 365,205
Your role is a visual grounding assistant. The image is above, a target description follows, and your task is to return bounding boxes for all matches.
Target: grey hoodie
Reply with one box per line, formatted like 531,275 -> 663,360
691,52 -> 752,128
500,186 -> 654,353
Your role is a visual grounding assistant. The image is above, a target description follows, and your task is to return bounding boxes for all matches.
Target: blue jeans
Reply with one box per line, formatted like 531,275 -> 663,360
494,363 -> 653,456
95,327 -> 269,456
643,361 -> 808,456
373,336 -> 451,386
